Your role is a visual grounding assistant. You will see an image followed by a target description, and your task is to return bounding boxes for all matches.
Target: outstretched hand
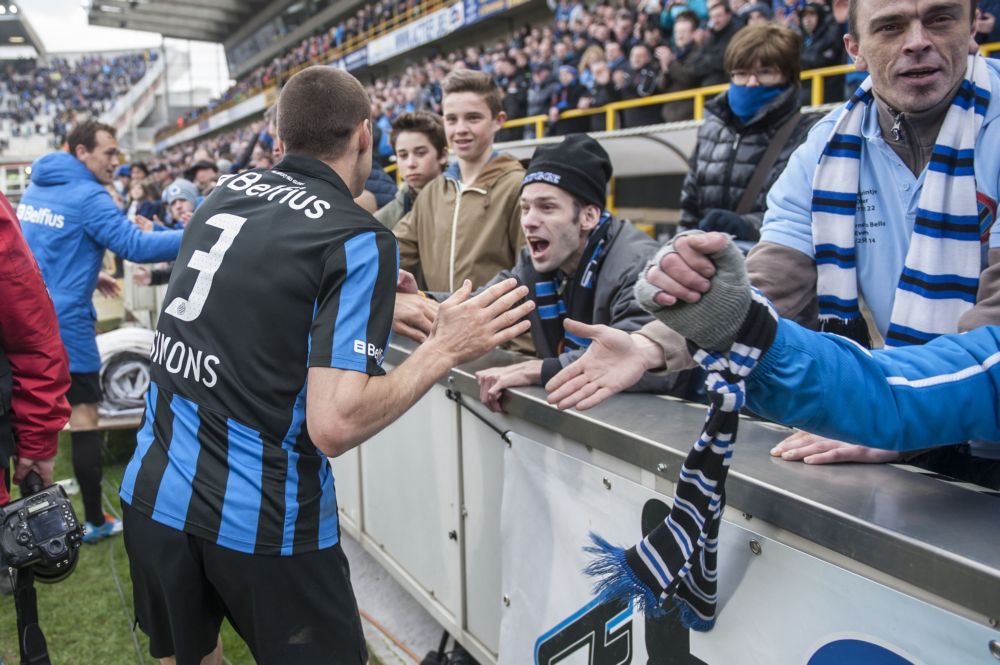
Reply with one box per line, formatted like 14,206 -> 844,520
429,278 -> 534,366
393,292 -> 438,342
545,319 -> 662,410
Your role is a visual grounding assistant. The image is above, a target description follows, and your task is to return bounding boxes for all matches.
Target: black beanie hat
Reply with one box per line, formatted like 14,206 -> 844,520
521,134 -> 613,209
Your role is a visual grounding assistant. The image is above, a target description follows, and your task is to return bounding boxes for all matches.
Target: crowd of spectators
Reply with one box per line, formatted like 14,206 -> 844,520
167,0 -> 1000,142
173,0 -> 426,128
0,52 -> 154,151
154,0 -> 1000,184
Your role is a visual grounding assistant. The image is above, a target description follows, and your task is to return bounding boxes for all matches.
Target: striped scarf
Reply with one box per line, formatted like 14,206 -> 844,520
813,54 -> 991,348
583,290 -> 778,630
533,211 -> 612,355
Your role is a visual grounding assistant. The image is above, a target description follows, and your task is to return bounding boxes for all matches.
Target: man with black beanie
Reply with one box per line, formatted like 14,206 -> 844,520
474,134 -> 677,411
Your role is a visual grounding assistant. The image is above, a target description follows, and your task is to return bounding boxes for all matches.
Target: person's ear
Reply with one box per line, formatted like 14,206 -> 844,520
494,110 -> 507,132
274,136 -> 286,155
74,144 -> 88,161
358,118 -> 372,155
844,33 -> 866,70
580,204 -> 601,231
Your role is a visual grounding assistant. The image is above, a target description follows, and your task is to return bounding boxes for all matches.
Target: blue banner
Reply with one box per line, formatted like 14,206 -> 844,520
464,0 -> 507,24
366,3 -> 465,65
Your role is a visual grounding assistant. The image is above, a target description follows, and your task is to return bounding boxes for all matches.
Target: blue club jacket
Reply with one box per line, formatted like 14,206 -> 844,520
19,151 -> 182,373
747,320 -> 1000,451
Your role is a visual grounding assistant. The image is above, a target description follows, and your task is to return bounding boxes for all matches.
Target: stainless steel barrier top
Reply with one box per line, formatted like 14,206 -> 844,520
386,340 -> 1000,623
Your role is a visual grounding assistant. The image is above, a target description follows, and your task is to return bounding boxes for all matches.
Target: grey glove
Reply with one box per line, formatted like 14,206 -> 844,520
634,230 -> 751,351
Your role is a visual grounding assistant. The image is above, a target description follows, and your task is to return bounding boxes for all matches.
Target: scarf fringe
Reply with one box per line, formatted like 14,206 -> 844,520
675,597 -> 716,632
818,316 -> 872,348
581,533 -> 718,630
582,532 -> 667,618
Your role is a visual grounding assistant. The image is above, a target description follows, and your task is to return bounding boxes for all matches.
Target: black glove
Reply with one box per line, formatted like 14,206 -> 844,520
698,209 -> 760,242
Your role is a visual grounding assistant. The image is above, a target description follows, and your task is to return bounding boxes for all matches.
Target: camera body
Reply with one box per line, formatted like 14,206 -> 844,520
0,483 -> 83,582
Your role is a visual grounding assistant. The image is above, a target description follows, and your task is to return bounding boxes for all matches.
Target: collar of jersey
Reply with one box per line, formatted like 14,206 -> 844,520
272,154 -> 352,197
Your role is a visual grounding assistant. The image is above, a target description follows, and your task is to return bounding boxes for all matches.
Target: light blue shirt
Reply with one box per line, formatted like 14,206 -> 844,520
760,59 -> 1000,338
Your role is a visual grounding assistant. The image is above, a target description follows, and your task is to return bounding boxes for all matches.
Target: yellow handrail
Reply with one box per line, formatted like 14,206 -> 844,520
159,40 -> 1000,144
502,42 -> 1000,137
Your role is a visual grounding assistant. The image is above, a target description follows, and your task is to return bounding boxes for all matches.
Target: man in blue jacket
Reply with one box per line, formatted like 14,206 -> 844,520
19,120 -> 182,542
637,231 -> 1000,483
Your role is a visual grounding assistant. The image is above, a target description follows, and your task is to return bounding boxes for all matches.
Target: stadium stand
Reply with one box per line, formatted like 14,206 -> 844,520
1,51 -> 155,154
153,0 -> 859,150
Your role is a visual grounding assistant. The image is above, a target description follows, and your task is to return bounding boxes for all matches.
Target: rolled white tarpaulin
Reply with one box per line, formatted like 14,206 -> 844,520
95,327 -> 155,418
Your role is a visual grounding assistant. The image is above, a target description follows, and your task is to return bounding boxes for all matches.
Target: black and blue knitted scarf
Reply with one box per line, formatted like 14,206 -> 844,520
583,289 -> 779,630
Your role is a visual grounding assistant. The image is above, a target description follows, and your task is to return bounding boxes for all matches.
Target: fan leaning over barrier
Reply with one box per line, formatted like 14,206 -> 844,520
586,228 -> 1000,627
584,231 -> 777,630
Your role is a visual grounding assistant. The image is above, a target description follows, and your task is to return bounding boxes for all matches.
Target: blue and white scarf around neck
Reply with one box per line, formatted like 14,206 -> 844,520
812,54 -> 991,348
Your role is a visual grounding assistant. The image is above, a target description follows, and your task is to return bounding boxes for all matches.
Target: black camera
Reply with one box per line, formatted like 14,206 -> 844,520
0,473 -> 83,583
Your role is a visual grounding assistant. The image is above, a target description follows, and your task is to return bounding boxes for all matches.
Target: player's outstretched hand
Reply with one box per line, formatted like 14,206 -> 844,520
430,278 -> 533,365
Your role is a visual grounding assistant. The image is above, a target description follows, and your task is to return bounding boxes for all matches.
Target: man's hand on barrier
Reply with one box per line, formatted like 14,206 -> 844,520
770,431 -> 900,465
476,360 -> 543,413
13,456 -> 54,488
545,320 -> 664,410
393,292 -> 438,343
429,278 -> 533,366
645,232 -> 729,307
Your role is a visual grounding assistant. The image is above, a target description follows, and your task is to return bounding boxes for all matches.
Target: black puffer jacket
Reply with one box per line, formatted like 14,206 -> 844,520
679,86 -> 820,233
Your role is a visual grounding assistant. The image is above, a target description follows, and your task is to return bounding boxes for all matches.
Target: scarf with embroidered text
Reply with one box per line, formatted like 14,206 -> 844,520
812,54 -> 990,348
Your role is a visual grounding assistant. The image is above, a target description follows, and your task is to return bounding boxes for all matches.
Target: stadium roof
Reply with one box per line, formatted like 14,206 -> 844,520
0,3 -> 45,57
86,0 -> 272,43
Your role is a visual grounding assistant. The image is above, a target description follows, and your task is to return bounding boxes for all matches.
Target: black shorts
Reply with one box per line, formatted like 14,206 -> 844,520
66,372 -> 101,406
122,502 -> 367,665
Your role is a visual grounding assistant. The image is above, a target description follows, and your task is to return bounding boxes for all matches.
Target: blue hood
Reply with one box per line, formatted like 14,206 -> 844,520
30,151 -> 99,188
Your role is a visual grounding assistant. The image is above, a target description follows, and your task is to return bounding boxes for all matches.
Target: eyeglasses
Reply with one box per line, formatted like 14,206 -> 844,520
729,67 -> 784,86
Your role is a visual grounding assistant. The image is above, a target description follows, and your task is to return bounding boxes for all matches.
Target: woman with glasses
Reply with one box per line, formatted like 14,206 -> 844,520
678,23 -> 819,243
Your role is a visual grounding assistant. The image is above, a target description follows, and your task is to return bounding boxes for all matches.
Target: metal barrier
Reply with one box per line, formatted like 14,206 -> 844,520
330,339 -> 1000,663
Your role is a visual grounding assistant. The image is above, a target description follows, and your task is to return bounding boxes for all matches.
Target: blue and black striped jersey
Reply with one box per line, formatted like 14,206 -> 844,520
120,155 -> 397,556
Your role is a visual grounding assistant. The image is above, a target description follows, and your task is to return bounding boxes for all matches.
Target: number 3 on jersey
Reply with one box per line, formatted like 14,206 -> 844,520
164,212 -> 247,322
